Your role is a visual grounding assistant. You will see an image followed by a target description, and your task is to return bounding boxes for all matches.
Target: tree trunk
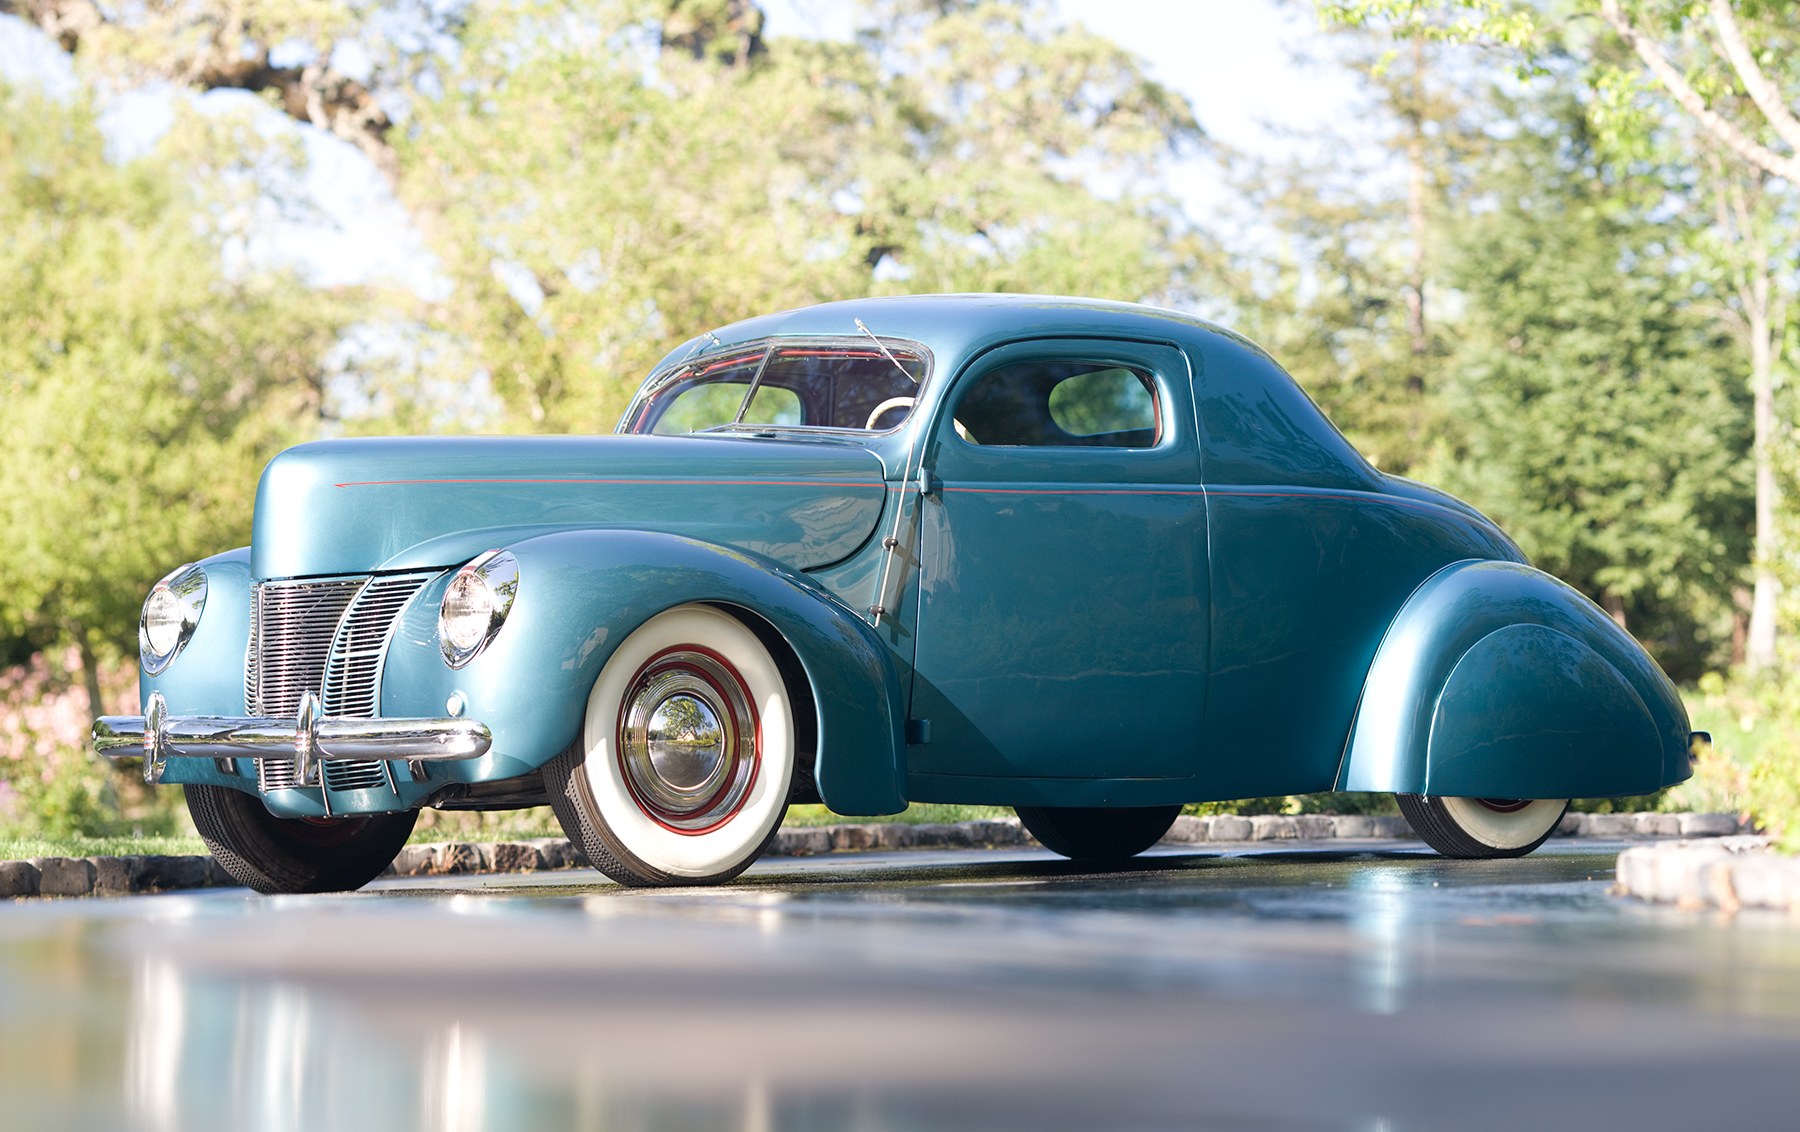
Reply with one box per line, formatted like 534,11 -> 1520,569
1403,37 -> 1429,397
1731,586 -> 1751,666
74,626 -> 107,723
1746,292 -> 1779,672
1602,591 -> 1629,631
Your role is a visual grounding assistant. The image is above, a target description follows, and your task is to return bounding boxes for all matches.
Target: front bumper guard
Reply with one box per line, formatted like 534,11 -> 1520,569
93,691 -> 492,787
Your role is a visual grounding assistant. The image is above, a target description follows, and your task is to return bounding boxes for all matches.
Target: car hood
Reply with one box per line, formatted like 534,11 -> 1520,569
249,435 -> 891,580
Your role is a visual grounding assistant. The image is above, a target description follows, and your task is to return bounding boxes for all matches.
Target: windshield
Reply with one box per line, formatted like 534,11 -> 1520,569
620,338 -> 930,436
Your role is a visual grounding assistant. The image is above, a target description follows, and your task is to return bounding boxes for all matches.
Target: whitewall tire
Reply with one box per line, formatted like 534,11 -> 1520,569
547,604 -> 794,886
1396,794 -> 1567,859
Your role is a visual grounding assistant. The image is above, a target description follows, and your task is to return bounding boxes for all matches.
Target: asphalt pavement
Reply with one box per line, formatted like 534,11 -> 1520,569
2,839 -> 1798,1132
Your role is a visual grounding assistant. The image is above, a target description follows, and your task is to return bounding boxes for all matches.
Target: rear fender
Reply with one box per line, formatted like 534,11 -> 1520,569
379,529 -> 907,815
1335,560 -> 1691,798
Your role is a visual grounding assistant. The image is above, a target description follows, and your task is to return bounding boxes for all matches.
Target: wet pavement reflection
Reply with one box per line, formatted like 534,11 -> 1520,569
3,842 -> 1798,1131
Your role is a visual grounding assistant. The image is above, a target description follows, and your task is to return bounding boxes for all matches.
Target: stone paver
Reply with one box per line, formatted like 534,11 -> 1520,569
0,860 -> 40,897
1615,836 -> 1799,914
0,811 -> 1760,899
31,857 -> 95,897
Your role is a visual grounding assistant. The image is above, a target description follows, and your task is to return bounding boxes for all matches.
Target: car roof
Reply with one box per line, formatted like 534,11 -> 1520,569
652,294 -> 1271,376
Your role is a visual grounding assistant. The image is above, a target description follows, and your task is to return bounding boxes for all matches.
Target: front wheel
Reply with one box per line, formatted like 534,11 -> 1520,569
546,604 -> 794,887
1396,794 -> 1567,859
1014,805 -> 1181,861
184,784 -> 416,894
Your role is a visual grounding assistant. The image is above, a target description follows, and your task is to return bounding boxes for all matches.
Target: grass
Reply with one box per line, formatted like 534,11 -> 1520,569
782,803 -> 1011,827
1,804 -> 1019,859
407,802 -> 1015,840
0,834 -> 208,860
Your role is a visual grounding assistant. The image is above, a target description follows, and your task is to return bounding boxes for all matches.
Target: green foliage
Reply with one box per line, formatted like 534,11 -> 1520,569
1431,96 -> 1750,679
409,806 -> 565,843
402,0 -> 1206,431
0,86 -> 342,670
1185,797 -> 1294,818
2,771 -> 153,842
1185,794 -> 1400,817
1317,0 -> 1539,51
783,803 -> 1012,827
1214,29 -> 1481,477
1680,674 -> 1798,853
1748,749 -> 1800,854
0,85 -> 345,841
0,651 -> 191,841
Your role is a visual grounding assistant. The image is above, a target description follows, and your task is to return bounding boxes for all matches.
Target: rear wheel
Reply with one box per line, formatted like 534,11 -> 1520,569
184,784 -> 416,894
1396,794 -> 1567,859
1014,805 -> 1181,861
547,604 -> 794,887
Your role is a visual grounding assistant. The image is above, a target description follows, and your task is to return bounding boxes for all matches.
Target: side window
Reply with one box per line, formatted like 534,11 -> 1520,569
954,361 -> 1160,448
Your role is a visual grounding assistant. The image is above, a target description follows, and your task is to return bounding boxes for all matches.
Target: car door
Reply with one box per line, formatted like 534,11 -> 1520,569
906,338 -> 1210,788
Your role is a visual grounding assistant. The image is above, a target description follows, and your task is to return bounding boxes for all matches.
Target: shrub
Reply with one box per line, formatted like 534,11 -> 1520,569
0,649 -> 188,841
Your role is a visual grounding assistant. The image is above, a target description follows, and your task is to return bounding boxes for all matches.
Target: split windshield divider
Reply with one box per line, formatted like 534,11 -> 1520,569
730,344 -> 777,426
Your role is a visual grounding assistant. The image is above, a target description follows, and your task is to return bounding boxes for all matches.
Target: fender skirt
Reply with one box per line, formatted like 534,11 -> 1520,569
1335,560 -> 1693,799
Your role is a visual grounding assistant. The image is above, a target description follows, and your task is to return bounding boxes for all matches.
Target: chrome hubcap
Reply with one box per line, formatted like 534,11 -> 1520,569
618,648 -> 759,832
646,693 -> 725,791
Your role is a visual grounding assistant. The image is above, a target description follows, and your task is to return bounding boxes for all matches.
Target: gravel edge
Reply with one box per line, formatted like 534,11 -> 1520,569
1614,836 -> 1800,914
0,810 -> 1757,899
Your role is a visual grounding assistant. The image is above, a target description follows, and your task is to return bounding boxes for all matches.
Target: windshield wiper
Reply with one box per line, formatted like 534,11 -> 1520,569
855,318 -> 918,385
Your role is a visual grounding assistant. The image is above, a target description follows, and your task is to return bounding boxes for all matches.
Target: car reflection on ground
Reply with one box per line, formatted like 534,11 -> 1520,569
4,846 -> 1800,1132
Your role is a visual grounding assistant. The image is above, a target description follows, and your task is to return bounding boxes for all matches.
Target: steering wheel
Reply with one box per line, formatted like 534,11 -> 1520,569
863,396 -> 977,442
865,396 -> 916,430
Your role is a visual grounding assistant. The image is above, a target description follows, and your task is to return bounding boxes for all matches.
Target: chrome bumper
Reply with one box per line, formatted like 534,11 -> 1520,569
93,691 -> 492,786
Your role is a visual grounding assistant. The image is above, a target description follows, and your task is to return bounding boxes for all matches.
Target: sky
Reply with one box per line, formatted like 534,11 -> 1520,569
769,0 -> 1360,153
0,1 -> 1365,294
768,0 -> 1368,216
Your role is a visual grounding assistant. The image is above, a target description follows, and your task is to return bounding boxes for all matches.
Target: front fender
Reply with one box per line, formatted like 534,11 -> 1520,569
379,529 -> 907,815
1336,560 -> 1692,798
141,547 -> 252,717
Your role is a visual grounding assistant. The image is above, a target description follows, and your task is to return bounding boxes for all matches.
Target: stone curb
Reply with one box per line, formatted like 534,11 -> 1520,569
1615,836 -> 1800,914
0,811 -> 1757,899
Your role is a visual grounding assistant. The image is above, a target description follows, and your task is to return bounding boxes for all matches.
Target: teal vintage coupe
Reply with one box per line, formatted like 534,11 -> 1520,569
95,295 -> 1703,891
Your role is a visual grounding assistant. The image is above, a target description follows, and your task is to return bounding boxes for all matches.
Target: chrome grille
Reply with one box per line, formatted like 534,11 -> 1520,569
259,760 -> 300,795
248,578 -> 365,717
323,760 -> 391,792
323,574 -> 434,717
247,573 -> 434,793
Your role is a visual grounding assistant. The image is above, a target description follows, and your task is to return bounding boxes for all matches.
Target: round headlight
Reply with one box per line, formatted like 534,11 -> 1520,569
438,550 -> 518,668
440,572 -> 496,652
142,587 -> 184,656
139,564 -> 207,675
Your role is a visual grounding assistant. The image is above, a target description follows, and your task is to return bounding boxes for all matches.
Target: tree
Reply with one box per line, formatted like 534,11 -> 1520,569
1434,94 -> 1750,677
0,86 -> 341,716
1319,0 -> 1800,672
0,0 -> 398,178
400,0 -> 1207,429
847,0 -> 1204,295
4,0 -> 1209,432
1215,27 -> 1485,474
